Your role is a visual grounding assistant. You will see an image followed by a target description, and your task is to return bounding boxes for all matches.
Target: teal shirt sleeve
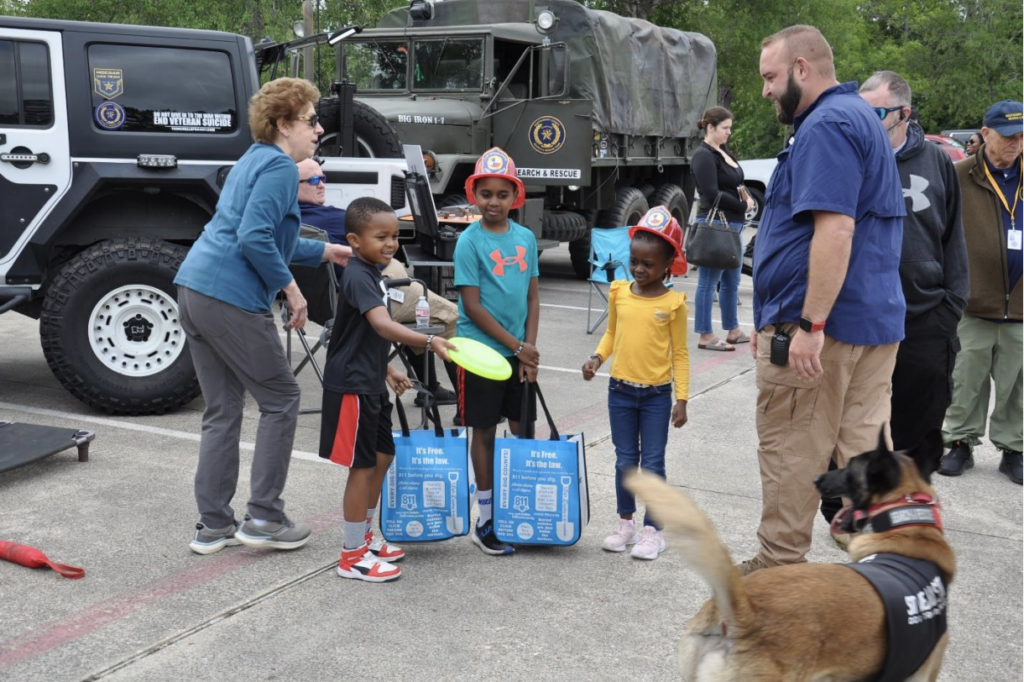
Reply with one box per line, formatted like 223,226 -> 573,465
291,237 -> 325,266
528,230 -> 539,278
453,227 -> 481,288
237,158 -> 300,292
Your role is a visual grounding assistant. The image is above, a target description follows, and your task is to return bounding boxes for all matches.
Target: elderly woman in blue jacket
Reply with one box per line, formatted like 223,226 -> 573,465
175,77 -> 348,555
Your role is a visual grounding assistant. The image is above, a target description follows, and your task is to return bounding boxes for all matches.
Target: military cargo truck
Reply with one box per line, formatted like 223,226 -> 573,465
317,0 -> 717,278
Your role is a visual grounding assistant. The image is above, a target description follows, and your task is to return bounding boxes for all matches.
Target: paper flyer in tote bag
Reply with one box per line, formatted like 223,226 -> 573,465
493,384 -> 589,546
381,398 -> 471,543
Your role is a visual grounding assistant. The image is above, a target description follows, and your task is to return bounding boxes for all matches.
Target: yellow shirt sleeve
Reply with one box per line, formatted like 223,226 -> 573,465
670,292 -> 690,401
593,281 -> 624,361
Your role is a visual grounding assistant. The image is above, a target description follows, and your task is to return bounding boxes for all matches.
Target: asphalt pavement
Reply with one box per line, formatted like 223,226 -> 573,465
0,246 -> 1020,681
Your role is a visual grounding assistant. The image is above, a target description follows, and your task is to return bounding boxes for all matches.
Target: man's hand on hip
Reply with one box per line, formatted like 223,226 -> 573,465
789,329 -> 824,381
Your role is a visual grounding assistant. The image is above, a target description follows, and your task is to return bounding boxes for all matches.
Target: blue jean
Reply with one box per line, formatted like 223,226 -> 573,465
608,379 -> 673,529
693,220 -> 743,335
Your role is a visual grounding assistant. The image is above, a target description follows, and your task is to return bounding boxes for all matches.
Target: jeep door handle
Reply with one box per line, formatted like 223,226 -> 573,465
1,151 -> 50,164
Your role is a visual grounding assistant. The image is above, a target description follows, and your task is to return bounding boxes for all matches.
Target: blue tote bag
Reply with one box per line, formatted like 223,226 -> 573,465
381,396 -> 471,543
493,384 -> 589,546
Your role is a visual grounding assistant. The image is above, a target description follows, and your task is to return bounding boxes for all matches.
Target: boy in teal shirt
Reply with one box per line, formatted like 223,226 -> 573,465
454,147 -> 541,556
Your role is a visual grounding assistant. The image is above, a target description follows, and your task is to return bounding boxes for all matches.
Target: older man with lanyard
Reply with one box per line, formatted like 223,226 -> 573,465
741,25 -> 906,574
940,100 -> 1023,484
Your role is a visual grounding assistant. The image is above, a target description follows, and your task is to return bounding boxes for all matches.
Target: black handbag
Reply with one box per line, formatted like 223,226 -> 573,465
684,193 -> 742,270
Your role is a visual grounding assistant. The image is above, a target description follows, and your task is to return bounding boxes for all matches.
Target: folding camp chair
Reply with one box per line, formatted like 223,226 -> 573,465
586,226 -> 633,334
285,225 -> 339,414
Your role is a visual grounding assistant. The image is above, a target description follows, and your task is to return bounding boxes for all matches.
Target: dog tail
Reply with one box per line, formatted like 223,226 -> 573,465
626,472 -> 756,632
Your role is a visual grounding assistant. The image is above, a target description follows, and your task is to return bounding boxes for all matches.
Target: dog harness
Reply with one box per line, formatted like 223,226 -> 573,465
846,553 -> 948,682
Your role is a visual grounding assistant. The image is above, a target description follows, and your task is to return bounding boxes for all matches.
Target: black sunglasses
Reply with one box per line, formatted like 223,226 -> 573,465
871,106 -> 904,121
301,175 -> 327,186
295,114 -> 320,128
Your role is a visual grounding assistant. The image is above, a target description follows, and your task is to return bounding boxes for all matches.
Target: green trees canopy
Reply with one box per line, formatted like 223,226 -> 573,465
6,0 -> 1020,158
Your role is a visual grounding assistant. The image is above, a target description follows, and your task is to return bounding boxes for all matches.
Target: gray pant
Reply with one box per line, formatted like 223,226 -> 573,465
178,287 -> 301,528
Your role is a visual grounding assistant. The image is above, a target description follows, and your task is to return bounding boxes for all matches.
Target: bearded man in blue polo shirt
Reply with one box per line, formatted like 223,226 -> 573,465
740,25 -> 907,575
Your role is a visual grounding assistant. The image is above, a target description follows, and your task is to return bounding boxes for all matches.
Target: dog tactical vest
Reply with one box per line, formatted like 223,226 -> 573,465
846,553 -> 948,682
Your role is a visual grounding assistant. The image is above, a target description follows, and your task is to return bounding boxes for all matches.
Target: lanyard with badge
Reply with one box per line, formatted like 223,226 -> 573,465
982,156 -> 1024,251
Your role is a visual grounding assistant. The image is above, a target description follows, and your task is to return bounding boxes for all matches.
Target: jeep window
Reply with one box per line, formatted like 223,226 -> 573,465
0,40 -> 54,127
413,38 -> 484,91
87,44 -> 237,134
342,40 -> 407,91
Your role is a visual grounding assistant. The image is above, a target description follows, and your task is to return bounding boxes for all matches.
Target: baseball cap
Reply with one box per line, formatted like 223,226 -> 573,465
464,147 -> 526,209
983,100 -> 1023,136
628,205 -> 688,276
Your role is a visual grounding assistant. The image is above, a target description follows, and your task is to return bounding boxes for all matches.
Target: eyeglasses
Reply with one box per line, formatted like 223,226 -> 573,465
301,175 -> 327,186
295,114 -> 320,128
871,106 -> 904,121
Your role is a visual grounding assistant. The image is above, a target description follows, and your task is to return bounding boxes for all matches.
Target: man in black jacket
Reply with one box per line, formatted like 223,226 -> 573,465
821,71 -> 969,538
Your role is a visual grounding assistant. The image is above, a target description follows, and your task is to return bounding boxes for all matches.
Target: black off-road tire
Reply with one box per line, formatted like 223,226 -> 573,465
569,210 -> 598,280
40,238 -> 200,415
317,98 -> 403,158
541,211 -> 589,243
649,183 -> 690,228
634,181 -> 656,199
596,187 -> 649,228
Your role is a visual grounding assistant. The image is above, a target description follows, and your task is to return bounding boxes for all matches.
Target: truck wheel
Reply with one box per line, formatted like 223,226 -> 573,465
596,187 -> 649,228
649,184 -> 690,227
634,182 -> 656,199
541,211 -> 588,243
40,238 -> 200,415
318,98 -> 403,158
568,210 -> 597,279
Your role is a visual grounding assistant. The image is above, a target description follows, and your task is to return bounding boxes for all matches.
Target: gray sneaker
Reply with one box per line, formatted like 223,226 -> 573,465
235,515 -> 312,550
190,520 -> 241,555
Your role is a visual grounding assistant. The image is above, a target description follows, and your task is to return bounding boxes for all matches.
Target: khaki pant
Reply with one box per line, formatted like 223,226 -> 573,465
754,324 -> 899,566
382,259 -> 458,346
942,315 -> 1023,452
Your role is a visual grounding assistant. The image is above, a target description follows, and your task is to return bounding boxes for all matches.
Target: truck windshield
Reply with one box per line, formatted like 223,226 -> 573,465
412,38 -> 484,91
343,40 -> 408,91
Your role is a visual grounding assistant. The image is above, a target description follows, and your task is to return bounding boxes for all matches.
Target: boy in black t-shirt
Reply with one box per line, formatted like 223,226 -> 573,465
319,197 -> 455,583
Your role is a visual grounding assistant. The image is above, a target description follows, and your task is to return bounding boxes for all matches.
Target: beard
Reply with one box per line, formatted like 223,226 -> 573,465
775,69 -> 803,125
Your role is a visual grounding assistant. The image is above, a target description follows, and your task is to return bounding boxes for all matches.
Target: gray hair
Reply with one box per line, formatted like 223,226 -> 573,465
860,70 -> 912,107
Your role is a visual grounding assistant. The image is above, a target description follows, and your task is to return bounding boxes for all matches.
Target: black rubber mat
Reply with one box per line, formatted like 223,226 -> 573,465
0,422 -> 92,473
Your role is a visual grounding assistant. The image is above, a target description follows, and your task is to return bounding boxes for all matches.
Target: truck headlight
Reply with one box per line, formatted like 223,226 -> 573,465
536,10 -> 557,32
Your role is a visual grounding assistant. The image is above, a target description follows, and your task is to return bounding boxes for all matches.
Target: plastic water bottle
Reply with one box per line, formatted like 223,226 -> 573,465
415,296 -> 430,329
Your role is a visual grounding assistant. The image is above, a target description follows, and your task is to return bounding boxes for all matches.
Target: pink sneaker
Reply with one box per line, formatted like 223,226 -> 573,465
602,519 -> 639,552
630,526 -> 666,560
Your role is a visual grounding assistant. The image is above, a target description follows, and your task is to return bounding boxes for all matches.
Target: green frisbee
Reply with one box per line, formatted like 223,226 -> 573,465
447,337 -> 513,381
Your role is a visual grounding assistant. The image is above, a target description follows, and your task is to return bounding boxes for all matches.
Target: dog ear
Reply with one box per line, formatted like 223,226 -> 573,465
905,429 -> 944,483
864,438 -> 901,498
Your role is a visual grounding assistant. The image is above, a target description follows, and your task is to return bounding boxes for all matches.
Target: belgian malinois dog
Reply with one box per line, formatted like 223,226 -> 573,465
627,430 -> 954,682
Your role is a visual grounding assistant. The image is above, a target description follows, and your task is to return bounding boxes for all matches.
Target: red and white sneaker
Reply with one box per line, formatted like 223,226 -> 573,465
366,531 -> 405,562
336,544 -> 402,583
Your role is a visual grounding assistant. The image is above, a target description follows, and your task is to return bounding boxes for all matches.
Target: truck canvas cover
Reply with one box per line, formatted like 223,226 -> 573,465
378,0 -> 716,138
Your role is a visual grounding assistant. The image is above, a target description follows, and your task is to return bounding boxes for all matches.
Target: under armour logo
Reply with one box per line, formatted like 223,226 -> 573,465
490,246 -> 528,276
903,174 -> 931,212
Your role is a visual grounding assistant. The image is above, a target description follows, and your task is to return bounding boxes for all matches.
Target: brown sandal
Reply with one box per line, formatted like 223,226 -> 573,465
726,331 -> 750,345
698,337 -> 735,352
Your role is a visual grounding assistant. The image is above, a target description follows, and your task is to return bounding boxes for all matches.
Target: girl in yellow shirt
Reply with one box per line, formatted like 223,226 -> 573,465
582,206 -> 690,561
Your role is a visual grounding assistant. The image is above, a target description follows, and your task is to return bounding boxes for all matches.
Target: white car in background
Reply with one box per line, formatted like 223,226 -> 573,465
738,157 -> 778,275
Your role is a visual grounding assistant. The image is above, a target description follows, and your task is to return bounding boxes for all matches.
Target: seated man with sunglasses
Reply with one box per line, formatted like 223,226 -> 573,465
297,159 -> 351,279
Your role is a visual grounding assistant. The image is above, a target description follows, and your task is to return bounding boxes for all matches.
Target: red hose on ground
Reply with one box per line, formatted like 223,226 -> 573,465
0,540 -> 85,579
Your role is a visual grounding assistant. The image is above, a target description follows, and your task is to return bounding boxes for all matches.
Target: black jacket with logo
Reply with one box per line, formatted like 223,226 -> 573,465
893,123 -> 969,338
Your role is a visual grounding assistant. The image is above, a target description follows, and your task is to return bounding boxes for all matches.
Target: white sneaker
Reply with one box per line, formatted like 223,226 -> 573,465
630,526 -> 666,560
602,519 -> 639,552
336,544 -> 401,583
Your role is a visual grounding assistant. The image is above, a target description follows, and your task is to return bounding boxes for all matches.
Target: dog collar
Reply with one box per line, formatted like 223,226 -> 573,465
833,493 -> 944,536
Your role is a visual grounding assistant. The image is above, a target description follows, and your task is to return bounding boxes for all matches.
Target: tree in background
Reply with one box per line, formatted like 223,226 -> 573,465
8,0 -> 1021,158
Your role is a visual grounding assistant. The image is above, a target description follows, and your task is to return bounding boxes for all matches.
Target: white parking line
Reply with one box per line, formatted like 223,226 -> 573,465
0,402 -> 326,464
538,364 -> 609,377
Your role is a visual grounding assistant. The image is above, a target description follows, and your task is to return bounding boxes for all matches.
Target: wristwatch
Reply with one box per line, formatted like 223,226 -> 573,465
799,317 -> 826,333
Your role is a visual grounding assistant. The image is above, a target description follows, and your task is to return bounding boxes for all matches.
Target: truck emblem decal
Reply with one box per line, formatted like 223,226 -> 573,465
490,246 -> 528,276
93,68 -> 124,100
94,101 -> 126,130
529,116 -> 566,155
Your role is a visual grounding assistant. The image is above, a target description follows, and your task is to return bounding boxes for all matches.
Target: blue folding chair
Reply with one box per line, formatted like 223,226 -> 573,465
586,226 -> 633,334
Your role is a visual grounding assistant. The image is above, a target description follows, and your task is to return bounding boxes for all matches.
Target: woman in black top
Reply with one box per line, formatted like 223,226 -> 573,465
690,106 -> 755,351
